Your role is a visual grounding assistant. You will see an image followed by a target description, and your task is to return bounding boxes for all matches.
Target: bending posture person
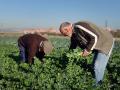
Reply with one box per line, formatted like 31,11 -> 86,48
18,33 -> 53,64
59,21 -> 114,86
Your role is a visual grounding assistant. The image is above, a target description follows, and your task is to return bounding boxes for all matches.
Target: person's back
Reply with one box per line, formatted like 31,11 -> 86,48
18,34 -> 53,64
74,21 -> 113,54
18,34 -> 47,48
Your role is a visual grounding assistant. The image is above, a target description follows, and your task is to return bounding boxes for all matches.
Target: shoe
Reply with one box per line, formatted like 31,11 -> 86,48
97,80 -> 102,85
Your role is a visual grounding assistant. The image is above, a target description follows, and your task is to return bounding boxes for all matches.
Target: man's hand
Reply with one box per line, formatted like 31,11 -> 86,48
80,49 -> 91,57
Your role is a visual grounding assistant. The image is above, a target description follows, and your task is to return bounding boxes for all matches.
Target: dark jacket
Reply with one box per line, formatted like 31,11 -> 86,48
18,34 -> 49,64
70,21 -> 113,55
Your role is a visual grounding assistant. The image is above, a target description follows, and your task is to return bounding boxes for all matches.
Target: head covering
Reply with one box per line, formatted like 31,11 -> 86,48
43,40 -> 53,54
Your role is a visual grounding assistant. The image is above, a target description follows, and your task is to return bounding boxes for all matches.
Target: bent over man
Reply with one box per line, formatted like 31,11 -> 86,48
59,21 -> 114,86
18,33 -> 53,64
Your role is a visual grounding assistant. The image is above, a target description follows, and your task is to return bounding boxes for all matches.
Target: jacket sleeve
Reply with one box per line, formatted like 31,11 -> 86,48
75,25 -> 98,52
85,33 -> 96,52
69,35 -> 77,50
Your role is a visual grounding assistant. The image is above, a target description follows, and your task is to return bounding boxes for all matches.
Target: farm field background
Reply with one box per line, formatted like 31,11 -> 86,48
0,34 -> 120,89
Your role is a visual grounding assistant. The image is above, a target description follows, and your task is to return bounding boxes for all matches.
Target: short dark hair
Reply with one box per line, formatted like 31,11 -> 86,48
59,22 -> 71,31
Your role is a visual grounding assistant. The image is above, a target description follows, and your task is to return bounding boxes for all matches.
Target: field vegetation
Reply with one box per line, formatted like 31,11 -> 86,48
0,35 -> 120,89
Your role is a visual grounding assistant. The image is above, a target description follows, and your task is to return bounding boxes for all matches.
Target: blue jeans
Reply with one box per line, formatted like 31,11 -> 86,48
19,45 -> 26,62
93,40 -> 114,84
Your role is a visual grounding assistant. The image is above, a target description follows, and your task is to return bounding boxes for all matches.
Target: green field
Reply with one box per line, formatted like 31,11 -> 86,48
0,35 -> 120,90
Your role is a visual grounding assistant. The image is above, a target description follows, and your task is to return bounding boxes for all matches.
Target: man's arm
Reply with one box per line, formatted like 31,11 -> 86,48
81,34 -> 94,56
75,25 -> 98,56
69,35 -> 77,50
85,34 -> 96,52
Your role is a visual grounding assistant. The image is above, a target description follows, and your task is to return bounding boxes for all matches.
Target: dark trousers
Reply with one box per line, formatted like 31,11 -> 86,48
19,45 -> 26,62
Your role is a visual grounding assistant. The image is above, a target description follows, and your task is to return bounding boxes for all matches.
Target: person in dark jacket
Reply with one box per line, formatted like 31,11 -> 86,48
59,21 -> 114,86
18,33 -> 53,64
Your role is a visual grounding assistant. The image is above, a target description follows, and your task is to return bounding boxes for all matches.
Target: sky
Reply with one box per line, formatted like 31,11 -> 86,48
0,0 -> 120,30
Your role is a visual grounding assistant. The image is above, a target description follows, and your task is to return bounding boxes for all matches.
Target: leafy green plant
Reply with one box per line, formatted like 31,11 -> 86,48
0,36 -> 120,89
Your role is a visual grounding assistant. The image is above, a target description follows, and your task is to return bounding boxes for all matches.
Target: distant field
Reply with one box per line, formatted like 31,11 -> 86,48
0,31 -> 62,37
0,34 -> 120,89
